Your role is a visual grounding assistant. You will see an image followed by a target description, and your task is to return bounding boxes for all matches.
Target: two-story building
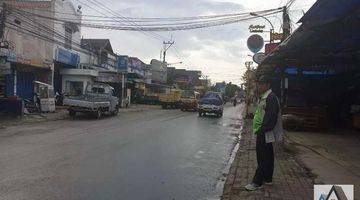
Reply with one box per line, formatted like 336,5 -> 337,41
167,67 -> 202,90
0,0 -> 101,99
150,59 -> 167,84
81,39 -> 122,96
0,0 -> 55,100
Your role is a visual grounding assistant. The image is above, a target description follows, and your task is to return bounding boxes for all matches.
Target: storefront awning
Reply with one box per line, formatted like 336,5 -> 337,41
259,2 -> 360,72
299,0 -> 360,26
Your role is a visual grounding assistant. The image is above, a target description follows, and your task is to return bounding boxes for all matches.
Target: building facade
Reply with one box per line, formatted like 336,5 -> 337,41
0,0 -> 55,100
150,59 -> 167,84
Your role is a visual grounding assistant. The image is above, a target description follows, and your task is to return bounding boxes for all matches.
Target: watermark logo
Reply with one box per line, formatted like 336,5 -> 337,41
314,185 -> 354,200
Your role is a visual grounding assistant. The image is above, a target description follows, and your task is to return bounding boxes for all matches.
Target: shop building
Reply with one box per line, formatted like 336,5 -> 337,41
150,59 -> 167,84
257,0 -> 360,130
167,67 -> 202,90
53,0 -> 84,95
0,1 -> 55,115
81,39 -> 123,97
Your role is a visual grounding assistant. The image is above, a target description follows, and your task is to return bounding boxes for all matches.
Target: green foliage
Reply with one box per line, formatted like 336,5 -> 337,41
225,82 -> 240,97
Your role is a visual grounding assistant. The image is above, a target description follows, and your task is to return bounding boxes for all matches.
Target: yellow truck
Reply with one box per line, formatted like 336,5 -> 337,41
159,89 -> 182,109
180,90 -> 200,111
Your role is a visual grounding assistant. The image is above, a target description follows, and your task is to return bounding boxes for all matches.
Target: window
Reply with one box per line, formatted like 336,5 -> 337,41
65,81 -> 83,96
65,26 -> 72,49
91,87 -> 105,94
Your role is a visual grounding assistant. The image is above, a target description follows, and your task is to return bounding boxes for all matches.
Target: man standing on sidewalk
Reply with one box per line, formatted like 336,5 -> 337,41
245,75 -> 283,191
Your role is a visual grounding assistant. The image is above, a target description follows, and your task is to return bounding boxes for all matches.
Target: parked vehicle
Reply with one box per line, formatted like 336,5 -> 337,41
198,92 -> 224,117
63,83 -> 119,119
159,88 -> 182,109
180,90 -> 200,111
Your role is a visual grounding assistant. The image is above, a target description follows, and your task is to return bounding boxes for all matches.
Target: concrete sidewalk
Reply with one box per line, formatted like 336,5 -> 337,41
286,130 -> 360,199
0,104 -> 161,129
222,120 -> 314,200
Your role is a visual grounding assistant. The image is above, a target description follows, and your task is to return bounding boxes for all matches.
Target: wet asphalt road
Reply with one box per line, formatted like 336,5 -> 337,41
0,104 -> 243,200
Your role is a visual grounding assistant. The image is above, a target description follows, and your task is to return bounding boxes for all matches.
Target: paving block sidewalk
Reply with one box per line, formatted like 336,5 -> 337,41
222,120 -> 314,200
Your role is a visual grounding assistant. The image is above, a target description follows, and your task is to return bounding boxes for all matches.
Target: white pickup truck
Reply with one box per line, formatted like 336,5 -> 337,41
63,83 -> 119,119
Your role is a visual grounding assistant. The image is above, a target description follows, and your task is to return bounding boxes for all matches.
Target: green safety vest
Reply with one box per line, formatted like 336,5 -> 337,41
252,105 -> 263,135
252,89 -> 284,143
252,91 -> 267,135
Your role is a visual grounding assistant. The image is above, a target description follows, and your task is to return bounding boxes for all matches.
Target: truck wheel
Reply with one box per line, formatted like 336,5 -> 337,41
95,110 -> 102,119
69,110 -> 76,117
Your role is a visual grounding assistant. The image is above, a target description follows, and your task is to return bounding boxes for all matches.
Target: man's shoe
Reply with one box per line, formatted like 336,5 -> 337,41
264,181 -> 273,186
244,183 -> 262,191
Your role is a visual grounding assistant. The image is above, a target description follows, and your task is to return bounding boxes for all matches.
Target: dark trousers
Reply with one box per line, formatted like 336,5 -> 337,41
252,132 -> 274,186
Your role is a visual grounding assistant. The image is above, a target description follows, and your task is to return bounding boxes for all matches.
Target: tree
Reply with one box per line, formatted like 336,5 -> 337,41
225,82 -> 240,97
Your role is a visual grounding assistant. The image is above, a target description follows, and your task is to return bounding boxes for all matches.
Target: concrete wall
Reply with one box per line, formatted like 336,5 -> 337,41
3,1 -> 55,71
53,0 -> 82,52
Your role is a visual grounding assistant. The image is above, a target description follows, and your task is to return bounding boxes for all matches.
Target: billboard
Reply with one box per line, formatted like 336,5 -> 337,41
117,55 -> 129,72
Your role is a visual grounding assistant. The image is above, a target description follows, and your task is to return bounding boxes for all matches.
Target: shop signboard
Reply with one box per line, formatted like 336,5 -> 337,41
129,57 -> 144,78
247,34 -> 264,53
6,52 -> 17,63
4,51 -> 51,69
265,43 -> 280,55
55,47 -> 80,66
117,55 -> 129,72
270,32 -> 283,41
0,57 -> 10,75
249,25 -> 265,33
96,72 -> 121,83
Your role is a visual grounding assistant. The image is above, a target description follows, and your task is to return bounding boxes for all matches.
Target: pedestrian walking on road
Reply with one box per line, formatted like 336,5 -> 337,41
245,75 -> 283,191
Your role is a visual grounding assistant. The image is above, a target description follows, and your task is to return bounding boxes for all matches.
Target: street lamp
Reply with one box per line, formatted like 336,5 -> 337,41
250,12 -> 275,43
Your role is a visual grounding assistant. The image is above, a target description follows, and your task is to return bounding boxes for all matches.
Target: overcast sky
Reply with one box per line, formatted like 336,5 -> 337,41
76,0 -> 317,85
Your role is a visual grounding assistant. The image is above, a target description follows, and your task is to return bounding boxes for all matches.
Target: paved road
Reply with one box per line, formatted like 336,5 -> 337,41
0,104 -> 243,200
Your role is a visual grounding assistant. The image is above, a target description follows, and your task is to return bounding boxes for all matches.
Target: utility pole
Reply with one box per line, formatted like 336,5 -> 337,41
282,6 -> 291,41
162,40 -> 174,63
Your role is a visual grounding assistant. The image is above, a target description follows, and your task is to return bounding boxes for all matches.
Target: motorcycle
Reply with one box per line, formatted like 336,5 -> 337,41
55,92 -> 64,106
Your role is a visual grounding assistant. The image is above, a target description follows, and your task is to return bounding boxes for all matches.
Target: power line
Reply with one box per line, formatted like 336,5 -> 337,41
9,7 -> 282,32
6,4 -> 282,22
75,0 -> 166,41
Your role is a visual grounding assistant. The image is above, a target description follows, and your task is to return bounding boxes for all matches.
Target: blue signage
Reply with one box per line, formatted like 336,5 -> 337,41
117,55 -> 128,72
56,48 -> 79,66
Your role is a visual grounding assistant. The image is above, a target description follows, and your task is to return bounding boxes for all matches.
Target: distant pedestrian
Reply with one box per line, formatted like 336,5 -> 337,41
245,75 -> 283,191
